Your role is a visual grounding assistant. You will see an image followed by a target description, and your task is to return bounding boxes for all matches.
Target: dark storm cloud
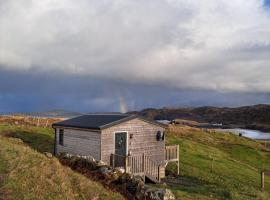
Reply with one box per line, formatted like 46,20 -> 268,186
0,0 -> 270,112
0,68 -> 269,113
1,0 -> 270,93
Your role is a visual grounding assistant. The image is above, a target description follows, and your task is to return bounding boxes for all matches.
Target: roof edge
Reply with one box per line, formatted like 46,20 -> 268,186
52,114 -> 167,130
100,115 -> 137,129
52,124 -> 101,132
100,114 -> 167,130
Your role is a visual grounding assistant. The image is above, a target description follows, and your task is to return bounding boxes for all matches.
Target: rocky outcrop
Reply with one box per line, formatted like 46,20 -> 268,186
58,153 -> 175,200
139,186 -> 175,200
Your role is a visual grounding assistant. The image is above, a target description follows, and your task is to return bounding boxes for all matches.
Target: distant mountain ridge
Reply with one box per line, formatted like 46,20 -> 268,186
129,104 -> 270,131
17,109 -> 82,118
6,104 -> 270,131
11,110 -> 124,118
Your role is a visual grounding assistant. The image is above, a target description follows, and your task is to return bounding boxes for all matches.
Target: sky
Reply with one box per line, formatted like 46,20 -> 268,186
0,0 -> 270,113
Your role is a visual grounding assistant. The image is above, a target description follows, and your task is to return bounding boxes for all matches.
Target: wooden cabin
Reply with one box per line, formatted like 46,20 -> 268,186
52,114 -> 179,182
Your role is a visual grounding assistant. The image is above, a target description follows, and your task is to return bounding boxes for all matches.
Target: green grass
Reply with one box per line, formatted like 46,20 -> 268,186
0,124 -> 124,200
165,126 -> 270,200
0,124 -> 54,153
1,123 -> 270,200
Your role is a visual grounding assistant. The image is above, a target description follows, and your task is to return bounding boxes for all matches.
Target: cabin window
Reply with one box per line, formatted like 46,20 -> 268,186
156,131 -> 165,141
156,131 -> 162,141
59,129 -> 64,145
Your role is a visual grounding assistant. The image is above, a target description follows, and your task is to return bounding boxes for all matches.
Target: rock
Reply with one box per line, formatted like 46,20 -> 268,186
43,152 -> 53,158
58,152 -> 72,159
138,186 -> 175,200
82,155 -> 96,163
126,175 -> 145,195
96,160 -> 106,167
98,166 -> 111,174
103,170 -> 123,182
163,189 -> 175,200
113,167 -> 125,174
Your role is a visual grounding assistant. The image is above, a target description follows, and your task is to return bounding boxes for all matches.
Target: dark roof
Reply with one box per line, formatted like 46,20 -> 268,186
52,114 -> 166,130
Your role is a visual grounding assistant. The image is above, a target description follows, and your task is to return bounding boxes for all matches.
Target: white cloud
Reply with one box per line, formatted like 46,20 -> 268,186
0,0 -> 270,92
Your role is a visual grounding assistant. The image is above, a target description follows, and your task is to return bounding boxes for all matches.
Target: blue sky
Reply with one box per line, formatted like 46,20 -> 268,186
0,0 -> 270,113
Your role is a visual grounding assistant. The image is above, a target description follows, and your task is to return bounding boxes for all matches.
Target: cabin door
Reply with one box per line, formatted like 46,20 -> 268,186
114,132 -> 127,167
115,132 -> 127,156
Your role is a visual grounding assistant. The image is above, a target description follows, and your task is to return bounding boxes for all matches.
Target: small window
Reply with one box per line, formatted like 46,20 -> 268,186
59,129 -> 64,145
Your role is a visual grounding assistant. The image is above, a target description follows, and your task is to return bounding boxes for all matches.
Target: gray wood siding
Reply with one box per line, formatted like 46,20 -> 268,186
55,128 -> 101,160
101,118 -> 165,165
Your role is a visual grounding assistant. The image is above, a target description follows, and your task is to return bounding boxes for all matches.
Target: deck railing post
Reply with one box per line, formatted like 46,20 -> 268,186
124,155 -> 128,173
111,154 -> 115,168
142,153 -> 145,173
158,165 -> 160,182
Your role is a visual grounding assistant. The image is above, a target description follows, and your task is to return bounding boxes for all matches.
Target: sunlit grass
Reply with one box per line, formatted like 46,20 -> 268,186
165,125 -> 270,200
0,124 -> 124,200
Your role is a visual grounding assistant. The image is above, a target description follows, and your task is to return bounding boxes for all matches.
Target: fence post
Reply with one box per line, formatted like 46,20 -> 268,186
177,145 -> 180,175
37,117 -> 40,127
210,156 -> 214,173
261,171 -> 265,192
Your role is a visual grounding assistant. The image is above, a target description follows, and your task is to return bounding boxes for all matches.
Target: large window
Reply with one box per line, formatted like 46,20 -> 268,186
59,129 -> 64,145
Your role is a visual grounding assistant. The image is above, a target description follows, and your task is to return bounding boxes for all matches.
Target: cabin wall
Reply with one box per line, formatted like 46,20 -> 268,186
101,118 -> 165,165
55,127 -> 101,160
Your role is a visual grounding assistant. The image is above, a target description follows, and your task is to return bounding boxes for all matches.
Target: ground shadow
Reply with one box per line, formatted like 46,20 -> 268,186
163,175 -> 231,199
4,129 -> 54,153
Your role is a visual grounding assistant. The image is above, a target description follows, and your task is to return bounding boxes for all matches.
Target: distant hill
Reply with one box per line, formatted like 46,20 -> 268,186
16,109 -> 82,118
129,104 -> 270,131
12,110 -> 125,118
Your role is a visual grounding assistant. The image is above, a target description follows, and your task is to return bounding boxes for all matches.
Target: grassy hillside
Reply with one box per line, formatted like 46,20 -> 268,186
165,125 -> 270,200
0,123 -> 270,200
0,124 -> 124,200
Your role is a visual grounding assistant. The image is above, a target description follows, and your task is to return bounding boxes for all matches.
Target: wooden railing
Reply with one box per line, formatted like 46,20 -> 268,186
165,145 -> 180,174
144,155 -> 160,182
165,145 -> 179,162
111,153 -> 126,168
110,145 -> 179,182
127,154 -> 144,175
111,153 -> 161,182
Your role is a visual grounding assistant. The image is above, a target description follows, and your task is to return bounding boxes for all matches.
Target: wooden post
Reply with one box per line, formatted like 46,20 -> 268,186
177,145 -> 180,175
142,153 -> 145,173
143,153 -> 146,182
158,165 -> 160,182
37,117 -> 40,127
124,156 -> 128,173
112,154 -> 115,168
210,157 -> 214,173
261,171 -> 265,192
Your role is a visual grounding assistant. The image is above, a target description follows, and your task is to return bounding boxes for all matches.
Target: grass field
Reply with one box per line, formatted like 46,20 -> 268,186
0,124 -> 124,200
0,123 -> 270,200
165,125 -> 270,200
